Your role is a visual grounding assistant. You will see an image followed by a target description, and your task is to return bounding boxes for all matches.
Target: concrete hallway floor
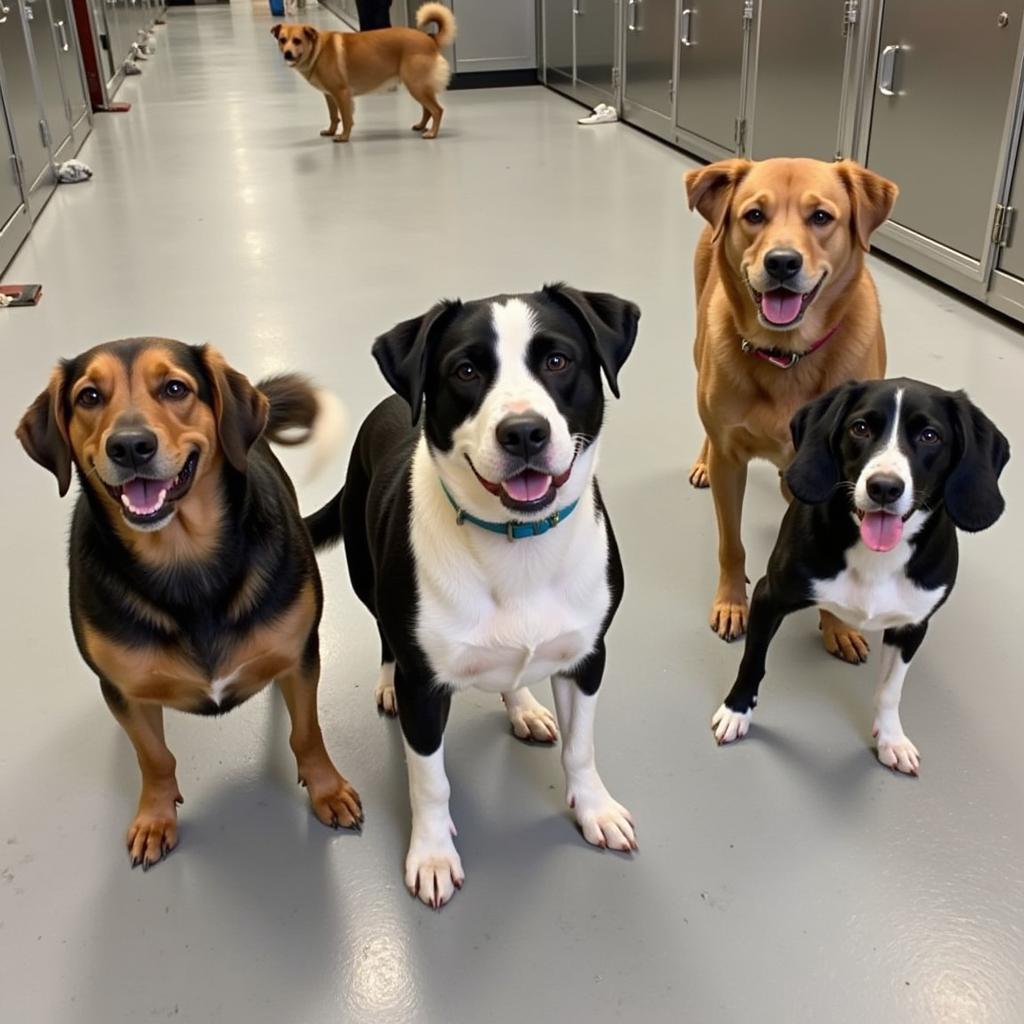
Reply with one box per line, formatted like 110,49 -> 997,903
0,4 -> 1022,1022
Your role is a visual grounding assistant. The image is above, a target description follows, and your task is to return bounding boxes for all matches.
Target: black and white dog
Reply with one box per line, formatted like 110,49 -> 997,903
310,285 -> 640,907
711,378 -> 1009,772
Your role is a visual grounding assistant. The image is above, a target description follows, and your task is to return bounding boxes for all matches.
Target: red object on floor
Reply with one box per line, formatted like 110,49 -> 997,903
106,103 -> 133,113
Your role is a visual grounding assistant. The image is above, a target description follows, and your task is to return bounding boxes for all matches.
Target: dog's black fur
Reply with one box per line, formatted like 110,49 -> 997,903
717,377 -> 1009,732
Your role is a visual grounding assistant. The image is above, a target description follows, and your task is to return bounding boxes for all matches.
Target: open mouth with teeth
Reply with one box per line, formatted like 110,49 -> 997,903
749,272 -> 826,329
467,456 -> 575,514
105,450 -> 199,527
855,506 -> 913,552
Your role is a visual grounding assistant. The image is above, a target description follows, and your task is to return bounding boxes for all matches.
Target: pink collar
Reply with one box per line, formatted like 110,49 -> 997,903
740,321 -> 843,370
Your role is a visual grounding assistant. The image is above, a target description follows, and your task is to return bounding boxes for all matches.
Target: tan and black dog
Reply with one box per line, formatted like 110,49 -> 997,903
685,157 -> 898,661
272,3 -> 456,142
17,339 -> 362,869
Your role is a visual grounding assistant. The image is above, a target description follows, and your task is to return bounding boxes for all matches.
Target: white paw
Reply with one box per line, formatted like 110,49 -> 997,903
569,786 -> 637,852
374,663 -> 397,716
405,828 -> 464,909
711,703 -> 751,745
503,692 -> 558,743
874,727 -> 920,775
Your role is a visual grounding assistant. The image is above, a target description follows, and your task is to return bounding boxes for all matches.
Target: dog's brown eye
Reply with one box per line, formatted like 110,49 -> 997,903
545,353 -> 570,373
77,387 -> 101,408
163,379 -> 189,400
743,209 -> 765,225
454,363 -> 478,383
849,420 -> 870,439
919,427 -> 941,445
810,209 -> 834,226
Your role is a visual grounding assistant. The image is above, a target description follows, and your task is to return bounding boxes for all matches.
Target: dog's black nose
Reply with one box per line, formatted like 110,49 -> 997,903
106,429 -> 158,471
496,413 -> 550,459
866,473 -> 905,506
764,247 -> 803,282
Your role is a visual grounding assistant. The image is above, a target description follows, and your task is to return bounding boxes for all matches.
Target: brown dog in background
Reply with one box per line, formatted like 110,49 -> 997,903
685,157 -> 898,662
272,3 -> 456,142
17,339 -> 361,868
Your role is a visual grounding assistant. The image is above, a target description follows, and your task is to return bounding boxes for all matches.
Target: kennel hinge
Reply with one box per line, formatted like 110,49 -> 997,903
742,0 -> 753,26
842,0 -> 859,36
9,153 -> 23,190
734,117 -> 747,153
611,66 -> 620,89
992,203 -> 1016,246
39,119 -> 50,148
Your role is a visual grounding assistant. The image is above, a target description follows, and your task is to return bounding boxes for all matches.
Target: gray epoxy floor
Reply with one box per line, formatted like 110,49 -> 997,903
1,5 -> 1023,1023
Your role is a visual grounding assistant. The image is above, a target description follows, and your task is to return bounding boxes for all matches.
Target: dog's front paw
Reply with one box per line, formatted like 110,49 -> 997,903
503,692 -> 558,743
710,596 -> 748,642
874,727 -> 920,775
820,614 -> 869,664
333,134 -> 350,144
127,787 -> 182,870
711,703 -> 751,745
320,128 -> 337,137
302,766 -> 364,829
688,458 -> 709,488
374,663 -> 397,717
569,784 -> 637,852
405,829 -> 464,909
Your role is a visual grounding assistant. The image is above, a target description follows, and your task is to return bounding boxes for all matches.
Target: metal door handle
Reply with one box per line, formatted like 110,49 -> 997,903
572,0 -> 583,13
627,0 -> 638,31
878,43 -> 900,96
681,8 -> 693,46
55,18 -> 70,51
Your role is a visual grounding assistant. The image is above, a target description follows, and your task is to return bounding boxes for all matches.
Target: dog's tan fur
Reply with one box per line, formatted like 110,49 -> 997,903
685,157 -> 898,661
272,3 -> 456,141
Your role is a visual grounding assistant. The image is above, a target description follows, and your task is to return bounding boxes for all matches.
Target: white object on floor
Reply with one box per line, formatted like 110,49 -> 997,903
57,159 -> 93,184
578,103 -> 619,125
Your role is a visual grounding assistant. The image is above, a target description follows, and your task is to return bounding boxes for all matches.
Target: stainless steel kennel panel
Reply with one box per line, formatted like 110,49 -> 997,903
0,1 -> 56,199
622,0 -> 677,138
864,0 -> 1024,276
51,0 -> 89,129
542,0 -> 575,90
673,0 -> 748,159
574,0 -> 618,105
22,0 -> 74,159
748,0 -> 852,161
0,56 -> 32,271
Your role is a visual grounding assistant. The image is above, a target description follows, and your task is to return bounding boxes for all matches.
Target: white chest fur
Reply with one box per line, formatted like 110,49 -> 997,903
409,446 -> 611,693
812,517 -> 946,632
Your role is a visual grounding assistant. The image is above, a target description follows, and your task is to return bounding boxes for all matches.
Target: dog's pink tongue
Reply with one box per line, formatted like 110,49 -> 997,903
502,469 -> 552,503
860,511 -> 904,552
761,289 -> 803,325
122,478 -> 171,514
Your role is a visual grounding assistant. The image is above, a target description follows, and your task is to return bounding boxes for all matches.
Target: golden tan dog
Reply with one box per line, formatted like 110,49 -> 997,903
272,3 -> 456,141
685,157 -> 898,661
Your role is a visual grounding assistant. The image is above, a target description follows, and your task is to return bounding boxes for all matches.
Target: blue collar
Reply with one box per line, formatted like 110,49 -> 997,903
439,479 -> 580,542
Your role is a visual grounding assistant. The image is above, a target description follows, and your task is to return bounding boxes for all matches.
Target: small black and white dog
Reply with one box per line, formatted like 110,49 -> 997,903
309,285 -> 640,907
711,378 -> 1009,772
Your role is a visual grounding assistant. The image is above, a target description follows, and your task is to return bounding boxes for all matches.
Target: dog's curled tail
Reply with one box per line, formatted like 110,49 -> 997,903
416,2 -> 456,49
304,485 -> 345,551
258,374 -> 348,485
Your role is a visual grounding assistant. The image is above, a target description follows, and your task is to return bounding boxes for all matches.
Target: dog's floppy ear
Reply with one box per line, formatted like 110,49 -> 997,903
684,159 -> 753,243
544,283 -> 640,398
834,161 -> 898,252
373,301 -> 459,424
944,393 -> 1010,532
786,381 -> 865,505
17,366 -> 73,497
198,346 -> 270,473
271,24 -> 283,38
303,25 -> 318,42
